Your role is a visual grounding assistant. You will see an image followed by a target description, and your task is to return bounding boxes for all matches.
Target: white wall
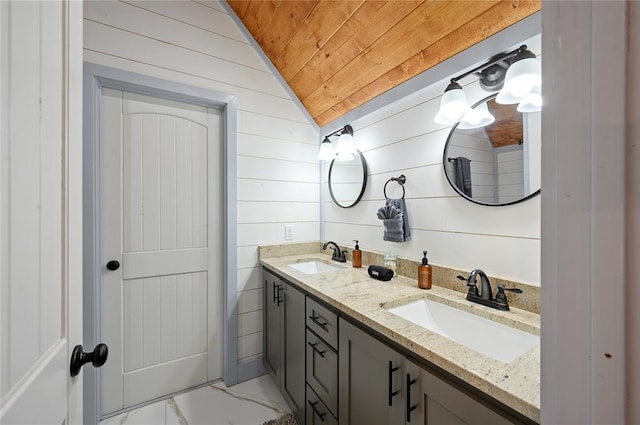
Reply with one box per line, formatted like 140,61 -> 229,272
323,37 -> 541,285
83,0 -> 319,373
496,147 -> 525,203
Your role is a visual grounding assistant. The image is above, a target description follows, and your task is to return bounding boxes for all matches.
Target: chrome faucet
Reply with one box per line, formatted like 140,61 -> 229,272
322,241 -> 346,263
457,269 -> 522,311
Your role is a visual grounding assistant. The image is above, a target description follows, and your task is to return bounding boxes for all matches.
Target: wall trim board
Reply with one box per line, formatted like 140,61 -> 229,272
82,62 -> 239,424
540,2 -> 627,423
219,0 -> 319,134
318,12 -> 541,135
237,356 -> 268,384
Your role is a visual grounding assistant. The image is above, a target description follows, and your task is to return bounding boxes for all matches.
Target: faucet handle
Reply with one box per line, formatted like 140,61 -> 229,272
458,275 -> 479,297
496,284 -> 523,304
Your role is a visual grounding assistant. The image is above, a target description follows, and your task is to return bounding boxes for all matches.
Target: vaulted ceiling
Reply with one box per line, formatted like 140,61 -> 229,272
227,0 -> 541,127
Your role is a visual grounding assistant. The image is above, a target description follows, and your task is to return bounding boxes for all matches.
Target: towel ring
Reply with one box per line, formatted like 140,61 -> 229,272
384,175 -> 406,199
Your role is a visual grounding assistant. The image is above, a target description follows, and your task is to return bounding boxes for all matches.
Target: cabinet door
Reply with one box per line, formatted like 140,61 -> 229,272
282,283 -> 306,425
407,359 -> 515,425
339,318 -> 404,425
263,270 -> 282,380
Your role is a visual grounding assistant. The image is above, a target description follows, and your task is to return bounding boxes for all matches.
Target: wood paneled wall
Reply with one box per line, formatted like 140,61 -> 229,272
228,0 -> 541,126
83,0 -> 319,377
323,36 -> 541,285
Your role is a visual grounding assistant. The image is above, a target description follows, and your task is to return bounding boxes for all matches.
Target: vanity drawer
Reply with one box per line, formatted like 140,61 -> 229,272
306,384 -> 338,425
306,329 -> 338,418
306,297 -> 338,350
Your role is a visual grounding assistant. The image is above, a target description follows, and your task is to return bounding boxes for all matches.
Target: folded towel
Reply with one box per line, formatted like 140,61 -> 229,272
376,203 -> 402,220
377,203 -> 404,242
386,198 -> 411,241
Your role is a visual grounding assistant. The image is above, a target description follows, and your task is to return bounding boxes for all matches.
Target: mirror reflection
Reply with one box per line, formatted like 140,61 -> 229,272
328,151 -> 368,208
443,94 -> 540,206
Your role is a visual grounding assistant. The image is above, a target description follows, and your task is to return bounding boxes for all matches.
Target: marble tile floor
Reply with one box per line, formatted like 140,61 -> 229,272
100,375 -> 291,425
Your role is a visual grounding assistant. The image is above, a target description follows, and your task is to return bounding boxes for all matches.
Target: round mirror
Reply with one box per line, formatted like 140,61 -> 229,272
443,94 -> 541,206
328,151 -> 368,208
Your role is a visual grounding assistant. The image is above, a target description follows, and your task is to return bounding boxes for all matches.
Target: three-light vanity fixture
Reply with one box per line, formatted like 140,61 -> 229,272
434,45 -> 542,128
317,124 -> 356,162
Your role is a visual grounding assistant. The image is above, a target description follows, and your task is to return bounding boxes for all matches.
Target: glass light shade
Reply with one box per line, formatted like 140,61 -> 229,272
317,138 -> 336,161
517,87 -> 542,112
496,57 -> 541,104
458,103 -> 495,129
434,83 -> 470,124
336,132 -> 356,156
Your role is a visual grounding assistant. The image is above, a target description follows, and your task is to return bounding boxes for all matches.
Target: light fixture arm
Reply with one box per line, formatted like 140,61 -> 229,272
325,124 -> 353,139
449,45 -> 528,85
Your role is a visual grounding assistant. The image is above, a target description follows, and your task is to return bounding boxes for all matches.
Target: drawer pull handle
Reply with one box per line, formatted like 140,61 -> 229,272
272,282 -> 277,304
388,361 -> 400,406
406,373 -> 418,422
307,341 -> 326,358
308,400 -> 326,421
276,285 -> 284,306
309,313 -> 329,331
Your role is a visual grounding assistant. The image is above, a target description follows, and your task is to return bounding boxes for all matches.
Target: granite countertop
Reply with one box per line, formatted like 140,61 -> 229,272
260,250 -> 540,424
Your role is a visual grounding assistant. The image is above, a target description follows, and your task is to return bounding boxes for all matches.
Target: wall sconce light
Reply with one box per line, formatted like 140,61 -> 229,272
316,124 -> 356,162
434,45 -> 541,126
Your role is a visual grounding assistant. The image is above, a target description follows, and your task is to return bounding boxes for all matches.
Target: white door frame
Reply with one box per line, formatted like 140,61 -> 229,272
82,63 -> 239,425
540,1 -> 628,423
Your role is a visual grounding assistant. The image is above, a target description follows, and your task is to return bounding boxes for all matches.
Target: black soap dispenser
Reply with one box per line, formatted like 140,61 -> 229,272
352,240 -> 362,268
418,251 -> 432,289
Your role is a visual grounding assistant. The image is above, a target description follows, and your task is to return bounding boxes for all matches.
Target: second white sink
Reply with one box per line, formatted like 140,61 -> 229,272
387,298 -> 539,363
288,260 -> 342,275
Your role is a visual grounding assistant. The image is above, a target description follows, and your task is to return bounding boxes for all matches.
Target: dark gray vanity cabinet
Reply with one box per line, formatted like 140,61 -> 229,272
406,358 -> 515,425
338,318 -> 405,424
263,269 -> 306,425
264,270 -> 282,380
339,318 -> 519,425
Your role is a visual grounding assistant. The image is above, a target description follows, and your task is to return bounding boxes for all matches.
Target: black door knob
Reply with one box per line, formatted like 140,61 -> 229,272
106,260 -> 120,271
70,343 -> 108,377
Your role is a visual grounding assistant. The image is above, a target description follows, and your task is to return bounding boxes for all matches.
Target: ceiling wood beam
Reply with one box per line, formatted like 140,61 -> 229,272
274,1 -> 366,81
229,0 -> 542,127
254,0 -> 319,61
313,0 -> 541,126
289,0 -> 422,101
303,0 -> 501,120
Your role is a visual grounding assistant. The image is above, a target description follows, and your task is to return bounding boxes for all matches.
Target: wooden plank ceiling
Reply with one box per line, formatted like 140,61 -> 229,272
228,0 -> 541,127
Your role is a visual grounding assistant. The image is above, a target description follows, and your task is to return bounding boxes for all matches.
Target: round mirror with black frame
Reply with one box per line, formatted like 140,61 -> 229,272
442,94 -> 541,206
328,151 -> 368,208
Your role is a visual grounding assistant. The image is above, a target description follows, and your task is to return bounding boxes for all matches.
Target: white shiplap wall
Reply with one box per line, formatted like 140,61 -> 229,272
323,36 -> 541,285
83,0 -> 319,371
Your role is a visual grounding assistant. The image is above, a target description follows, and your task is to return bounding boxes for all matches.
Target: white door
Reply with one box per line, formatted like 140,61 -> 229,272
100,90 -> 223,415
0,0 -> 83,424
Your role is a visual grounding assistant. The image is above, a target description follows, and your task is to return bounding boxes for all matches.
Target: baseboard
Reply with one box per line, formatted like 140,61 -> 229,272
237,355 -> 267,383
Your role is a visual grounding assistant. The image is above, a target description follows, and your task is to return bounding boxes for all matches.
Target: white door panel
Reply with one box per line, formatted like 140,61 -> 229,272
122,248 -> 208,279
1,0 -> 83,423
101,89 -> 222,415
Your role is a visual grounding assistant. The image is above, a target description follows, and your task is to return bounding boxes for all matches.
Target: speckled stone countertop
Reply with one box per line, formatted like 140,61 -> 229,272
259,245 -> 540,423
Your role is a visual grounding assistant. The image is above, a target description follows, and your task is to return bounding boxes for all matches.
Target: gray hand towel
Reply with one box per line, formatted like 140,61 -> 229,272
376,204 -> 405,242
454,157 -> 472,197
385,198 -> 411,241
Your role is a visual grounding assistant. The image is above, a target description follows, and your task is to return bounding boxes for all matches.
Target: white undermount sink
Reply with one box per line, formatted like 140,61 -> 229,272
386,298 -> 539,363
288,260 -> 342,275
